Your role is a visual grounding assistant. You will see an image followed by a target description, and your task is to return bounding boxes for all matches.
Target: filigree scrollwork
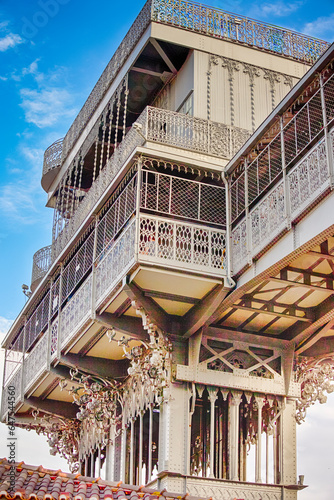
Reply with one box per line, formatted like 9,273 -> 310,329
28,410 -> 80,472
295,355 -> 334,424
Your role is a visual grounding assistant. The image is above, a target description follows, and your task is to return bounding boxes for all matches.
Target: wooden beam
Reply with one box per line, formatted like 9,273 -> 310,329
296,319 -> 334,354
269,277 -> 334,294
307,250 -> 334,262
150,39 -> 177,74
24,397 -> 77,419
182,285 -> 230,338
286,266 -> 334,282
95,312 -> 147,340
131,66 -> 172,79
60,353 -> 129,380
143,289 -> 198,305
242,295 -> 315,315
123,279 -> 181,334
233,305 -> 312,322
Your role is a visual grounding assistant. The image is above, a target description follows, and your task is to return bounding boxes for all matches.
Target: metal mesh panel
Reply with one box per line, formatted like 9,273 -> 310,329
308,91 -> 323,140
248,160 -> 259,204
324,74 -> 334,126
5,329 -> 25,385
230,172 -> 245,222
295,105 -> 311,153
61,231 -> 95,304
283,119 -> 297,166
25,291 -> 50,351
141,171 -> 225,225
96,177 -> 137,260
268,135 -> 282,180
200,184 -> 226,225
171,177 -> 199,219
51,276 -> 60,317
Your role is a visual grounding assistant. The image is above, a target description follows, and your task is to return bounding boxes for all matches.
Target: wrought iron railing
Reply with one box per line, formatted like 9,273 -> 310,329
31,245 -> 52,289
60,0 -> 328,165
52,107 -> 239,261
146,106 -> 250,158
232,131 -> 333,273
151,0 -> 328,64
42,138 -> 63,177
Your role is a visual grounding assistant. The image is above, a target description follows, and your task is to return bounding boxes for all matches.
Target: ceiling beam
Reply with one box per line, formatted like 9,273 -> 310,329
95,312 -> 147,340
123,279 -> 181,334
131,66 -> 172,79
295,319 -> 334,354
307,250 -> 334,262
242,295 -> 315,315
150,39 -> 177,74
60,353 -> 129,380
232,305 -> 312,322
286,266 -> 334,282
269,277 -> 334,294
183,285 -> 231,338
143,289 -> 198,305
24,397 -> 77,419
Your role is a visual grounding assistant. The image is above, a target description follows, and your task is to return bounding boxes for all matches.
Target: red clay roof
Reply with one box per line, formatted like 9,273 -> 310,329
0,460 -> 209,500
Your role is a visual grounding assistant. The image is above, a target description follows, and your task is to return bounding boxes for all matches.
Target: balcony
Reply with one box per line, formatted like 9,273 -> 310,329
52,106 -> 248,261
31,245 -> 52,292
61,0 -> 329,164
229,70 -> 334,274
41,138 -> 63,192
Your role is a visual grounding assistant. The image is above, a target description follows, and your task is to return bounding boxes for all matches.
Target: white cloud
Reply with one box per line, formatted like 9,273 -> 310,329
0,146 -> 46,225
18,61 -> 77,128
20,87 -> 76,128
303,13 -> 334,41
0,317 -> 13,337
0,33 -> 23,52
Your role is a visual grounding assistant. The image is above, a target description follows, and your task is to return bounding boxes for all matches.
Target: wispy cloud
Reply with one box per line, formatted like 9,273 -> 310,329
261,1 -> 303,17
18,61 -> 77,128
20,87 -> 76,128
0,33 -> 23,52
303,13 -> 334,41
0,316 -> 13,337
0,146 -> 46,225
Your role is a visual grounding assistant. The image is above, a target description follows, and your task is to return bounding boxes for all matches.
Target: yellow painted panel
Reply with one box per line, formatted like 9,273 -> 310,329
133,268 -> 218,299
152,297 -> 193,316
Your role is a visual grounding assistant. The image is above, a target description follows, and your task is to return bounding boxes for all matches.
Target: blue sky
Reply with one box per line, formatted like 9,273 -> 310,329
0,0 -> 334,496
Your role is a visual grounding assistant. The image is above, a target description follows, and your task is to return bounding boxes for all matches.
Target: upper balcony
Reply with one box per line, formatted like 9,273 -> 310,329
59,0 -> 329,165
51,106 -> 250,262
41,138 -> 63,192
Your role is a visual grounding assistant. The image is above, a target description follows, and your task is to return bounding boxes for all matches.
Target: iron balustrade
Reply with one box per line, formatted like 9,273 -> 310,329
31,245 -> 52,289
42,138 -> 63,177
232,131 -> 333,273
151,0 -> 328,65
53,106 -> 246,261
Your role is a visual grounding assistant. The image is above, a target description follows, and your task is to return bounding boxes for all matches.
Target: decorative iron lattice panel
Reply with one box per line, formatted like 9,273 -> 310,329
288,136 -> 329,218
146,106 -> 250,159
324,72 -> 334,126
42,138 -> 63,177
31,245 -> 52,287
50,318 -> 58,358
231,219 -> 247,273
138,215 -> 226,275
23,333 -> 48,393
250,180 -> 286,253
151,0 -> 328,64
141,170 -> 226,226
95,219 -> 136,304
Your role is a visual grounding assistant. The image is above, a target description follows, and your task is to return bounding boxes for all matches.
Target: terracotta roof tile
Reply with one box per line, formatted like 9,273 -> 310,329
0,461 -> 208,500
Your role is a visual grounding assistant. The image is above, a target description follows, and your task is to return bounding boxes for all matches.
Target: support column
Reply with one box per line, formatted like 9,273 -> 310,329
148,404 -> 153,480
281,398 -> 297,499
208,387 -> 218,478
129,417 -> 135,485
139,410 -> 144,484
255,395 -> 265,483
229,391 -> 242,481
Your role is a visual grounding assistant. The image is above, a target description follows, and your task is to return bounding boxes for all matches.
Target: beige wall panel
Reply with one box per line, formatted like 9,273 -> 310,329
253,75 -> 274,128
233,67 -> 253,131
210,64 -> 231,125
194,50 -> 209,119
169,51 -> 194,112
